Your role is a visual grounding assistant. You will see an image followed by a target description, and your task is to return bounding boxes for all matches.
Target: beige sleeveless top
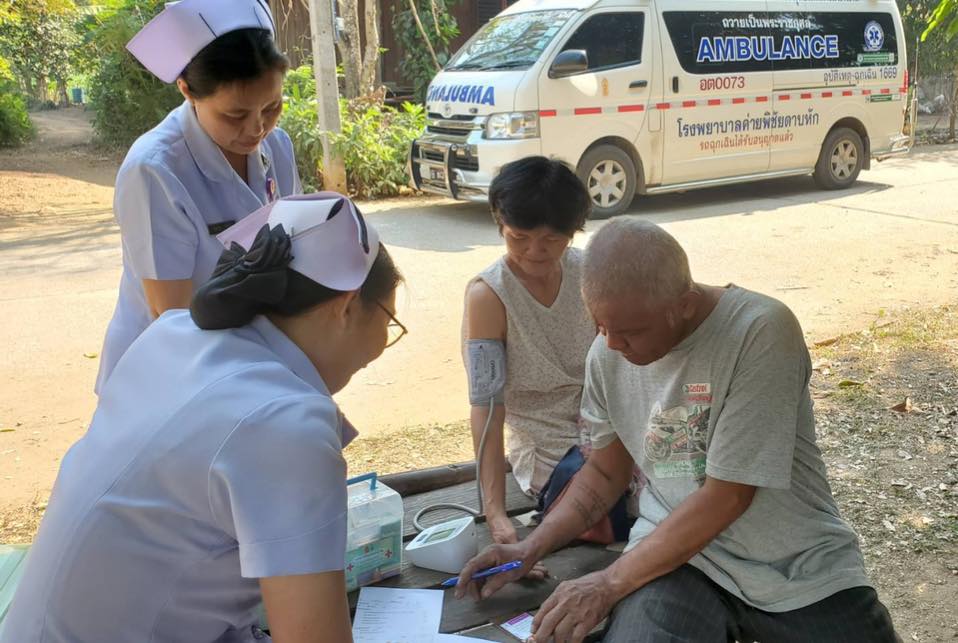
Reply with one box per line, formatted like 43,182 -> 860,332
474,248 -> 597,495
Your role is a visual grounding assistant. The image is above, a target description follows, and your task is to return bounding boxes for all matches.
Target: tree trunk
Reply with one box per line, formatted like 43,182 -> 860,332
406,0 -> 441,71
336,0 -> 363,99
56,78 -> 70,106
360,0 -> 381,95
951,66 -> 958,141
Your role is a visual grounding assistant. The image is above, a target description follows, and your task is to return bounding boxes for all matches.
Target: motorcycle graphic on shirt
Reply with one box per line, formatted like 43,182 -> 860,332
643,386 -> 712,480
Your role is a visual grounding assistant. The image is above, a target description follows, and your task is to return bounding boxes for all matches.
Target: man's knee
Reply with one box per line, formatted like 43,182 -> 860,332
603,566 -> 734,643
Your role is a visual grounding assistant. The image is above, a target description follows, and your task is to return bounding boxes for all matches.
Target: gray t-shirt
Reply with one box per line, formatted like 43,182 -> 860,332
585,286 -> 870,612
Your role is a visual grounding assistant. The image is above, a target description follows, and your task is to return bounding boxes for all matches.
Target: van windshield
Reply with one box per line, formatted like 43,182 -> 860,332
446,10 -> 576,72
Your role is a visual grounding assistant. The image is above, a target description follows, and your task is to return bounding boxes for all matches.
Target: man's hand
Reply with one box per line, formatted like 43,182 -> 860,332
530,570 -> 620,643
454,540 -> 541,600
488,514 -> 519,545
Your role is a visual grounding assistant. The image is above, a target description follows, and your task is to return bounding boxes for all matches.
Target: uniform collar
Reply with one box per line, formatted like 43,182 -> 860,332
178,100 -> 259,185
248,315 -> 358,446
249,315 -> 329,396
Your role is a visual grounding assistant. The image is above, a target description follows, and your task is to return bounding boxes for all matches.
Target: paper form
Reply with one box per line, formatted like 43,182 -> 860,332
499,612 -> 535,641
352,587 -> 444,643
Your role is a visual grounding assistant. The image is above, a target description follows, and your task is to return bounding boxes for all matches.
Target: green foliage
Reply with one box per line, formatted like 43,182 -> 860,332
393,0 -> 461,101
900,0 -> 958,76
0,90 -> 35,147
280,65 -> 427,198
923,0 -> 958,42
79,0 -> 180,147
280,66 -> 324,191
0,1 -> 80,105
332,97 -> 426,198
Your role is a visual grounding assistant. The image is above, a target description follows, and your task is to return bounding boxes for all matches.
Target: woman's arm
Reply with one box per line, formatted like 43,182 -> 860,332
462,280 -> 514,543
260,572 -> 353,643
142,278 -> 193,318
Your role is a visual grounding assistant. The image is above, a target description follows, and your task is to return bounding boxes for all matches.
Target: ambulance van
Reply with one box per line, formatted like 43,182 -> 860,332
409,0 -> 909,218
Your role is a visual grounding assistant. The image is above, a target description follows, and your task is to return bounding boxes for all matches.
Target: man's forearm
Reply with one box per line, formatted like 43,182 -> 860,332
524,457 -> 630,560
601,477 -> 755,602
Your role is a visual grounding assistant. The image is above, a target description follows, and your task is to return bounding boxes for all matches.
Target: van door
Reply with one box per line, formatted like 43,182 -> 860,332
537,7 -> 651,212
767,3 -> 901,172
657,2 -> 773,184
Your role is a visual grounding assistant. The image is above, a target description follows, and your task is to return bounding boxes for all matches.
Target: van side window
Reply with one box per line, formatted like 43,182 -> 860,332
562,12 -> 645,71
663,11 -> 898,75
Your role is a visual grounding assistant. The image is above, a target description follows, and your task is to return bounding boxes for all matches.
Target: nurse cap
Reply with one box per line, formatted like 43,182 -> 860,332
127,0 -> 275,83
217,193 -> 382,292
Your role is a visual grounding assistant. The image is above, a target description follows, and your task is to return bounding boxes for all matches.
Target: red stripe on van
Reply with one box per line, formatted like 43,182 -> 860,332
655,103 -> 672,110
801,93 -> 813,99
708,98 -> 722,106
861,89 -> 872,96
732,97 -> 746,104
899,87 -> 908,93
822,91 -> 833,98
778,94 -> 791,101
574,107 -> 602,115
682,100 -> 697,108
618,104 -> 645,113
881,88 -> 891,94
842,90 -> 854,97
539,109 -> 557,118
755,96 -> 769,103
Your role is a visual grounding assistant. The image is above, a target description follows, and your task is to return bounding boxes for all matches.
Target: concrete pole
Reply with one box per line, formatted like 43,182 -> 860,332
307,0 -> 348,193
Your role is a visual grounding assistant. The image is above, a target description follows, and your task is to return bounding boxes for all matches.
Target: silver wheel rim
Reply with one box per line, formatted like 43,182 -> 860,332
829,140 -> 858,181
587,159 -> 627,209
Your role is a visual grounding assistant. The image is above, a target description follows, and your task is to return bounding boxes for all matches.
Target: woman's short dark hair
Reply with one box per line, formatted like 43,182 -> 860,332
180,28 -> 289,99
488,156 -> 591,236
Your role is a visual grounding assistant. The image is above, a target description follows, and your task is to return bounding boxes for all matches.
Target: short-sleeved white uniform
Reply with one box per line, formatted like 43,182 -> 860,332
1,311 -> 353,643
96,101 -> 301,392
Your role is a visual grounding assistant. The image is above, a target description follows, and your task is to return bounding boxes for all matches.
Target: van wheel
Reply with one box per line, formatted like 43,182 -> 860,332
814,127 -> 864,190
577,145 -> 637,219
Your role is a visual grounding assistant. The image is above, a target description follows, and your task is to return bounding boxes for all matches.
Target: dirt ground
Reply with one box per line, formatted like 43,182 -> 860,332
1,108 -> 956,640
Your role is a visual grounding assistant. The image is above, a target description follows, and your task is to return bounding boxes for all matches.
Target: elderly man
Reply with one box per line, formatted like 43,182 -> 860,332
455,219 -> 899,643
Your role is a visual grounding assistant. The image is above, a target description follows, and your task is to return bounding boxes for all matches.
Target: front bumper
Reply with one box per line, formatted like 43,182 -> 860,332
409,135 -> 489,202
409,120 -> 542,201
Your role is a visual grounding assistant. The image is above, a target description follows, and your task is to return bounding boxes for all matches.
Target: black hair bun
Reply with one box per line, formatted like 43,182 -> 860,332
190,224 -> 293,330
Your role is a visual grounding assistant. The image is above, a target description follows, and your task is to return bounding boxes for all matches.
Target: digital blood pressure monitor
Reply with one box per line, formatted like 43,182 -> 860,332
404,516 -> 478,574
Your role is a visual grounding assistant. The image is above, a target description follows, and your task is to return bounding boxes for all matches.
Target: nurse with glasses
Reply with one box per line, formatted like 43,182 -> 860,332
1,194 -> 404,643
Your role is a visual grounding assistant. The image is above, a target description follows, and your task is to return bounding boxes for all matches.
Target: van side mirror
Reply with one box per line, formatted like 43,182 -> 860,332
549,49 -> 589,78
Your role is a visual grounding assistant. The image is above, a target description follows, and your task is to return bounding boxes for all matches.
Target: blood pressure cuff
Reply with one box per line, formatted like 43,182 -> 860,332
465,339 -> 506,406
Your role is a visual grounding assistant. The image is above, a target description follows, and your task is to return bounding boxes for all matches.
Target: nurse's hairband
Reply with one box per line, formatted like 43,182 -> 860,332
217,193 -> 381,292
126,0 -> 275,84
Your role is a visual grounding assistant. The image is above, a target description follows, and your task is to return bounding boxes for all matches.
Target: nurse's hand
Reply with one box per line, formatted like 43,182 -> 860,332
453,541 -> 542,601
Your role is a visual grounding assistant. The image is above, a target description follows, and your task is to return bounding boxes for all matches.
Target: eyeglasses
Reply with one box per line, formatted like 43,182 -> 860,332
376,302 -> 408,348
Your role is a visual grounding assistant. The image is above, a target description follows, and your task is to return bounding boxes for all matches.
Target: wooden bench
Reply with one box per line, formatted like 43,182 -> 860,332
350,470 -> 619,641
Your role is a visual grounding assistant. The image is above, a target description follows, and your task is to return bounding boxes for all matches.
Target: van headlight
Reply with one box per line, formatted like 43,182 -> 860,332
484,111 -> 540,139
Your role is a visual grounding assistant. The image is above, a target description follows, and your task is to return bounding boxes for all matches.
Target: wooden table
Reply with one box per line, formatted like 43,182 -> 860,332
349,474 -> 619,641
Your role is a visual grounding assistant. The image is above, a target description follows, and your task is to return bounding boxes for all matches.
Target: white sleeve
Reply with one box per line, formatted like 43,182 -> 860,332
581,339 -> 617,450
208,394 -> 348,578
114,160 -> 198,280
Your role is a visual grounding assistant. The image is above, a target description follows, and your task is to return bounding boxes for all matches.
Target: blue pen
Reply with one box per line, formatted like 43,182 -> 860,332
440,560 -> 523,588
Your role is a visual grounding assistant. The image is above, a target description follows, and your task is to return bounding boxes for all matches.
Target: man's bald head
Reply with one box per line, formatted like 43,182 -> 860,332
582,219 -> 693,309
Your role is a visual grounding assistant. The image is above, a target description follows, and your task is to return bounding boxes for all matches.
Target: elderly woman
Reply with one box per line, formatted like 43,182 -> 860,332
1,195 -> 404,643
462,156 -> 599,545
